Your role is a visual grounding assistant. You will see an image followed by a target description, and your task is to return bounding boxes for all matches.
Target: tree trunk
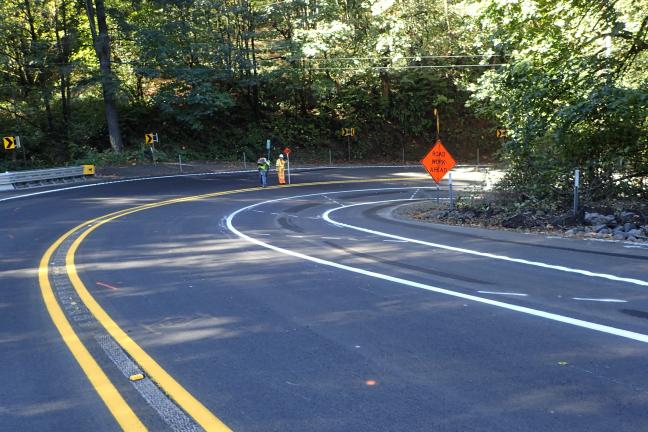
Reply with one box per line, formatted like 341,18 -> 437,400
85,0 -> 124,152
55,0 -> 71,139
24,0 -> 55,135
249,9 -> 260,118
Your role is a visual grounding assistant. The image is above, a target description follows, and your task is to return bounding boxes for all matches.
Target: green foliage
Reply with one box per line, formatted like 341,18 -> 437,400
469,0 -> 648,206
2,0 -> 644,215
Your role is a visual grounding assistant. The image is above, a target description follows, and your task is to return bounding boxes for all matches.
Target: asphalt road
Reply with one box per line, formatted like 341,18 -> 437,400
2,167 -> 648,432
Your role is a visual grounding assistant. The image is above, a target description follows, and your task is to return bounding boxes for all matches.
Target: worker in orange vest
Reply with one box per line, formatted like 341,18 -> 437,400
276,154 -> 286,185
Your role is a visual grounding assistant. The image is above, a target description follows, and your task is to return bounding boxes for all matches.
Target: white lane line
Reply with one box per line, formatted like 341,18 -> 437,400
322,200 -> 648,287
252,210 -> 265,213
477,291 -> 529,297
321,237 -> 342,240
288,235 -> 306,238
225,197 -> 648,344
410,189 -> 420,200
573,298 -> 628,303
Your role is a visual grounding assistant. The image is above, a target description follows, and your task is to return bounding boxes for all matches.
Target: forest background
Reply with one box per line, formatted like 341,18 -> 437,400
0,0 -> 646,207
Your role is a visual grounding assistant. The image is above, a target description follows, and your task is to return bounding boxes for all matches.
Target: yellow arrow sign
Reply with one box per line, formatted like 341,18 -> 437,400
145,133 -> 154,145
341,128 -> 356,137
496,129 -> 507,138
3,136 -> 15,150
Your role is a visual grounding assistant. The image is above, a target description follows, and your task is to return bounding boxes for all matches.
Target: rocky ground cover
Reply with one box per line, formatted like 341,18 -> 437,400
397,197 -> 648,244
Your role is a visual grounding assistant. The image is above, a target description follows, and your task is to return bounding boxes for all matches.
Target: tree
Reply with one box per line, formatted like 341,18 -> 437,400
85,0 -> 124,152
468,0 -> 648,204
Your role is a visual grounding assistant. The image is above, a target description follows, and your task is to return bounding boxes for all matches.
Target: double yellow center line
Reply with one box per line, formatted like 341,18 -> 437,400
39,178 -> 416,430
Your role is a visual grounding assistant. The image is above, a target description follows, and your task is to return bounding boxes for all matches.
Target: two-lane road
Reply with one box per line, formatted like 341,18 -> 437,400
2,167 -> 648,431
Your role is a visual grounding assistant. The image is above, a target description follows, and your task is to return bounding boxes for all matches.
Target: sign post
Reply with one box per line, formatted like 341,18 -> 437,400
448,172 -> 454,209
420,139 -> 456,207
573,169 -> 580,217
283,147 -> 292,184
341,128 -> 355,161
266,139 -> 271,159
145,133 -> 159,164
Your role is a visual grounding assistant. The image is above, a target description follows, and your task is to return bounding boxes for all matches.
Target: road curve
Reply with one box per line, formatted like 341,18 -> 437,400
2,167 -> 648,432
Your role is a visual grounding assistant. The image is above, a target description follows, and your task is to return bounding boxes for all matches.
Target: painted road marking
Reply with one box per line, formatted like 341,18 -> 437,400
322,199 -> 648,287
572,298 -> 628,303
625,244 -> 648,250
96,281 -> 119,290
0,165 -> 419,203
95,334 -> 200,431
226,191 -> 648,344
477,291 -> 529,297
39,230 -> 147,431
36,179 -> 648,429
41,179 -> 421,430
65,198 -> 239,432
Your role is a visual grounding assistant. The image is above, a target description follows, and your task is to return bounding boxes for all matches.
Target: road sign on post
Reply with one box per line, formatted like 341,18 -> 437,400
145,132 -> 159,164
420,139 -> 456,184
341,128 -> 356,161
3,136 -> 16,150
145,133 -> 159,144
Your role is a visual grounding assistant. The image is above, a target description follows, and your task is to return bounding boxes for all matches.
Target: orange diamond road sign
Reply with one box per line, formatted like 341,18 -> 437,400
421,139 -> 456,184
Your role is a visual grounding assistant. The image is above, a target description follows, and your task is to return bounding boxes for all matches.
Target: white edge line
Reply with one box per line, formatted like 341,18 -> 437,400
0,165 -> 428,203
224,191 -> 648,344
322,200 -> 648,287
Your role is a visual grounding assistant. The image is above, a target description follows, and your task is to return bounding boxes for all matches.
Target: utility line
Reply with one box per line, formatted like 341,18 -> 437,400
305,63 -> 508,70
296,54 -> 504,61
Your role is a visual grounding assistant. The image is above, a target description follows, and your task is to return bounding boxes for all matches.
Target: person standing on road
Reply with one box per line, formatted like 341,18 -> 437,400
276,154 -> 286,185
257,155 -> 270,187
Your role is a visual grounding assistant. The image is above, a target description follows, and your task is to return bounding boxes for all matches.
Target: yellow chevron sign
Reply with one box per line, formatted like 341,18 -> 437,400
341,127 -> 356,137
3,136 -> 15,150
145,133 -> 154,145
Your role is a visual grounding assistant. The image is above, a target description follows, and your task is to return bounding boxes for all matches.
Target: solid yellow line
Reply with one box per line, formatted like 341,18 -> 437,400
53,177 -> 419,431
39,230 -> 147,431
66,206 -> 238,431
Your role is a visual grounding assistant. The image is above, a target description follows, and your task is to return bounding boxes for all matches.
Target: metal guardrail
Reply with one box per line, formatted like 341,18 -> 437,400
0,165 -> 95,191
